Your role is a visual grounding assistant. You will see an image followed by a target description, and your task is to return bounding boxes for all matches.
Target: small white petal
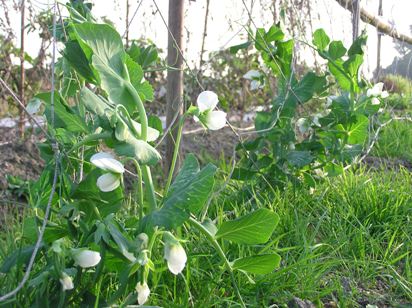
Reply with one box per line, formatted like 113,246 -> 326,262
296,118 -> 308,134
132,120 -> 160,142
73,249 -> 101,268
90,152 -> 124,174
197,91 -> 218,112
205,111 -> 227,130
250,80 -> 260,91
380,91 -> 389,98
164,244 -> 187,275
96,173 -> 121,192
312,114 -> 321,127
60,273 -> 74,291
136,282 -> 150,305
371,97 -> 380,105
243,69 -> 261,80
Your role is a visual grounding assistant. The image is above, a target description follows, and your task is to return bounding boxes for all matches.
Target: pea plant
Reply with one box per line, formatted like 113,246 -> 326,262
231,26 -> 387,191
0,5 -> 280,308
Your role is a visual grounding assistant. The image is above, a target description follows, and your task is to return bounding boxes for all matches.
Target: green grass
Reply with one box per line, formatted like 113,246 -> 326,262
127,166 -> 412,307
1,166 -> 412,307
373,119 -> 412,163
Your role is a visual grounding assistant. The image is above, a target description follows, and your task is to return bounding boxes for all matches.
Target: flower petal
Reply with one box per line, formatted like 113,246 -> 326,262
197,91 -> 218,112
60,273 -> 74,291
90,152 -> 124,174
165,244 -> 187,275
381,90 -> 389,98
96,173 -> 121,192
243,69 -> 261,80
371,97 -> 380,105
136,282 -> 150,305
72,249 -> 101,268
132,120 -> 160,142
205,111 -> 227,130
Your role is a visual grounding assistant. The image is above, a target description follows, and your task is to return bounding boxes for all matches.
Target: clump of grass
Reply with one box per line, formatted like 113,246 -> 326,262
372,120 -> 412,163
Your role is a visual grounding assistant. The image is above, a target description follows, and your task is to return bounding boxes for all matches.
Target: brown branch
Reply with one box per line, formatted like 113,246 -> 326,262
335,0 -> 412,45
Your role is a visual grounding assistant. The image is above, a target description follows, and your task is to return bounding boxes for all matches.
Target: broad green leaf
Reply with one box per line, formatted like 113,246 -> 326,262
348,114 -> 368,144
74,23 -> 146,112
127,42 -> 158,69
37,92 -> 89,133
328,41 -> 347,60
348,32 -> 367,56
150,154 -> 217,229
125,54 -> 154,102
313,29 -> 330,51
114,135 -> 161,165
229,41 -> 252,54
216,209 -> 279,245
328,59 -> 352,92
287,150 -> 313,167
63,40 -> 98,84
233,253 -> 281,274
290,72 -> 328,104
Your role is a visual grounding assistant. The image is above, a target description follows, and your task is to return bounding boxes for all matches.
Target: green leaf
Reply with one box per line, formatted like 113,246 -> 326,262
229,41 -> 252,54
127,42 -> 158,69
0,245 -> 43,273
63,40 -> 98,84
348,114 -> 368,144
328,59 -> 352,92
291,72 -> 328,104
37,92 -> 89,133
73,23 -> 142,112
287,150 -> 313,167
150,154 -> 217,229
125,54 -> 154,102
348,32 -> 367,56
215,209 -> 279,245
328,41 -> 347,60
114,135 -> 161,165
313,29 -> 330,51
233,253 -> 281,274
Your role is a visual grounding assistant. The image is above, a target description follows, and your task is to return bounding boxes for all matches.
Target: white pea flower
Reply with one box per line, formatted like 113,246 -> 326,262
243,70 -> 264,90
72,249 -> 101,268
367,82 -> 389,98
371,97 -> 380,105
90,152 -> 124,173
296,118 -> 309,134
90,152 -> 124,192
312,114 -> 322,127
131,120 -> 160,142
163,232 -> 187,275
195,91 -> 227,131
136,282 -> 151,305
96,173 -> 121,192
59,272 -> 74,291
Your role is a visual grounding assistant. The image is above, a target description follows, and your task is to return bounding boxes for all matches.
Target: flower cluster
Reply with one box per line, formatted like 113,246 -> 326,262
194,91 -> 227,131
90,152 -> 124,192
367,82 -> 389,105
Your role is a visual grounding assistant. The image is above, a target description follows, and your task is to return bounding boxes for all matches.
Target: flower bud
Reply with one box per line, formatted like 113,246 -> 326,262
59,272 -> 74,291
72,249 -> 101,268
163,232 -> 187,275
136,282 -> 150,305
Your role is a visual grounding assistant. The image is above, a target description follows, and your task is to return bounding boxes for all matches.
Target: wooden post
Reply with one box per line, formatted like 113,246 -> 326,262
352,0 -> 361,42
18,0 -> 25,138
165,0 -> 185,175
375,0 -> 383,81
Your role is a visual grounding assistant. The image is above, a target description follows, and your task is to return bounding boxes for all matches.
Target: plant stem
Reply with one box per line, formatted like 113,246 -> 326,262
164,116 -> 185,195
126,82 -> 157,211
188,217 -> 246,308
68,132 -> 112,154
133,160 -> 144,220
